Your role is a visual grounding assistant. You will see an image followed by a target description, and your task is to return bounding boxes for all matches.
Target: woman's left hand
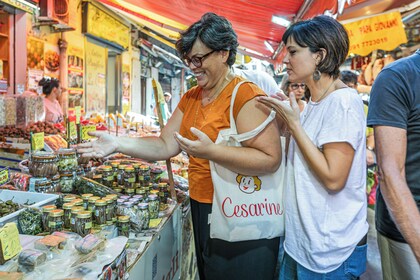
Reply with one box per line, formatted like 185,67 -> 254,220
257,92 -> 301,130
174,128 -> 215,158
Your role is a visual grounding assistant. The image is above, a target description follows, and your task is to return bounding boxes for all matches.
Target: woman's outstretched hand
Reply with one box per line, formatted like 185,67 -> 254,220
174,127 -> 215,158
76,131 -> 118,159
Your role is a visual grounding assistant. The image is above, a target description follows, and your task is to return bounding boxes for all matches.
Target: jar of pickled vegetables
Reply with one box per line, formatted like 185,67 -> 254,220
70,206 -> 84,232
102,166 -> 114,188
82,193 -> 93,210
139,165 -> 150,186
35,179 -> 52,193
117,165 -> 126,187
137,203 -> 150,230
117,215 -> 130,237
42,205 -> 57,232
76,211 -> 92,237
94,199 -> 107,225
29,151 -> 58,178
48,209 -> 64,233
124,166 -> 136,189
63,202 -> 75,229
88,196 -> 100,213
60,172 -> 74,193
51,174 -> 60,192
57,148 -> 78,172
133,163 -> 140,183
148,194 -> 159,219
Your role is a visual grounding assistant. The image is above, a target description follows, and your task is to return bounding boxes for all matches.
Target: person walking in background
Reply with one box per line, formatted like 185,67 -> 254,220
367,49 -> 420,279
257,15 -> 368,279
280,74 -> 307,113
232,66 -> 283,97
77,12 -> 282,280
39,76 -> 64,124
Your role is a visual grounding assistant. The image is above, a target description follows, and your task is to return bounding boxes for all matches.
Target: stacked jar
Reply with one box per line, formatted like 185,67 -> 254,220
139,165 -> 150,187
117,165 -> 126,188
148,194 -> 159,219
48,209 -> 64,233
124,166 -> 136,190
76,211 -> 92,237
70,206 -> 84,232
41,205 -> 56,232
63,202 -> 75,229
57,148 -> 78,173
137,203 -> 150,230
60,172 -> 74,193
29,151 -> 58,178
102,166 -> 114,188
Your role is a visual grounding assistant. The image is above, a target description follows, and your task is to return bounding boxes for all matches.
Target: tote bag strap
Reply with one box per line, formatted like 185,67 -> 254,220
228,81 -> 276,143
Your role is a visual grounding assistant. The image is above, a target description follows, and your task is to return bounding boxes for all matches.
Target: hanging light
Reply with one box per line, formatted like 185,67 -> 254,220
271,15 -> 290,27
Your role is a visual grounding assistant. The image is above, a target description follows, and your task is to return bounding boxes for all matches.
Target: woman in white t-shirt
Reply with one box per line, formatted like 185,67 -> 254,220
257,16 -> 368,279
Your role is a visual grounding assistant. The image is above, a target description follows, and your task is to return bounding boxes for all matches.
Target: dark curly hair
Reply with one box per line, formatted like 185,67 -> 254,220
282,15 -> 349,79
175,12 -> 238,66
38,77 -> 60,96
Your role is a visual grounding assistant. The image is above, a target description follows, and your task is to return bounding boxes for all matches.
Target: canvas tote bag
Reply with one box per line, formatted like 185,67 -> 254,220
209,81 -> 286,242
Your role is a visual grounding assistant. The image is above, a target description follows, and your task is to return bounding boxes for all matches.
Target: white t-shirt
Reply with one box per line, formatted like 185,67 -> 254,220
284,87 -> 369,273
232,68 -> 280,96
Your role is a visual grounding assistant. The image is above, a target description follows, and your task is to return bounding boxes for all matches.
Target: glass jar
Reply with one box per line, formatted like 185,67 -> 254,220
102,197 -> 113,222
148,194 -> 159,219
111,162 -> 119,182
124,166 -> 136,189
117,165 -> 126,187
42,205 -> 57,232
81,193 -> 93,210
143,185 -> 151,197
60,172 -> 74,193
159,183 -> 169,204
63,195 -> 76,204
135,188 -> 146,197
113,187 -> 123,194
35,179 -> 52,193
94,199 -> 107,225
133,163 -> 140,183
125,188 -> 135,196
150,168 -> 163,183
71,198 -> 83,207
137,203 -> 150,230
70,206 -> 84,232
101,166 -> 114,188
139,165 -> 150,186
48,209 -> 64,233
29,151 -> 58,178
63,202 -> 75,229
132,195 -> 144,203
117,215 -> 130,237
150,189 -> 159,197
76,211 -> 92,237
51,174 -> 60,192
88,196 -> 100,213
116,199 -> 126,216
57,148 -> 78,172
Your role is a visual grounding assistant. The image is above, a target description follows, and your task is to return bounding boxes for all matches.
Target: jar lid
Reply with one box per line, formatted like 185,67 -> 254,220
117,199 -> 126,204
77,211 -> 92,218
58,148 -> 76,156
132,195 -> 143,200
52,174 -> 60,181
31,151 -> 57,161
125,188 -> 135,194
111,162 -> 119,167
136,189 -> 145,194
113,188 -> 123,193
95,199 -> 107,206
105,194 -> 118,200
138,203 -> 148,209
125,167 -> 135,172
82,193 -> 94,199
123,202 -> 134,207
49,209 -> 64,217
71,206 -> 84,213
35,180 -> 52,186
132,163 -> 140,168
63,202 -> 75,209
118,215 -> 130,222
140,165 -> 150,170
72,199 -> 83,206
118,165 -> 126,170
63,196 -> 76,202
106,220 -> 114,225
42,205 -> 57,212
102,165 -> 112,172
88,196 -> 100,203
60,172 -> 74,178
151,168 -> 163,174
120,195 -> 131,200
158,183 -> 167,187
148,194 -> 158,201
150,190 -> 159,195
102,197 -> 113,204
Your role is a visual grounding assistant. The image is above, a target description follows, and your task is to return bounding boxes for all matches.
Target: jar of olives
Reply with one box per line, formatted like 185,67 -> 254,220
148,194 -> 159,219
42,205 -> 56,232
76,211 -> 92,237
48,209 -> 64,233
63,202 -> 75,229
82,193 -> 93,210
94,199 -> 107,225
70,206 -> 84,232
29,151 -> 58,178
117,215 -> 130,237
57,148 -> 78,172
124,166 -> 136,189
101,166 -> 114,188
137,203 -> 150,230
60,172 -> 74,193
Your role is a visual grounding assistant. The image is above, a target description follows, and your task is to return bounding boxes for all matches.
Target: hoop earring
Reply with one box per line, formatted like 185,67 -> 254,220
313,69 -> 321,81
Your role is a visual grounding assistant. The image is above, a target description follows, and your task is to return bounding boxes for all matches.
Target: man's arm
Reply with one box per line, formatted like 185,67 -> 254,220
375,126 -> 420,262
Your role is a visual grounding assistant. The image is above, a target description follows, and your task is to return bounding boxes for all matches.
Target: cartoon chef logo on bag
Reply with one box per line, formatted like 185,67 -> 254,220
236,174 -> 261,194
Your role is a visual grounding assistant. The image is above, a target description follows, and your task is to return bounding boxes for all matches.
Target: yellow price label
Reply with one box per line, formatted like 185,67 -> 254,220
82,125 -> 96,140
69,121 -> 77,139
0,168 -> 9,185
0,223 -> 22,261
75,106 -> 81,124
31,132 -> 44,151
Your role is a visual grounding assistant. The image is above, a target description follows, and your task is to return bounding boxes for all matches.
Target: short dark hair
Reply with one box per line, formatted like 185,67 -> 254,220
340,70 -> 358,86
282,15 -> 349,79
175,12 -> 238,66
38,77 -> 60,96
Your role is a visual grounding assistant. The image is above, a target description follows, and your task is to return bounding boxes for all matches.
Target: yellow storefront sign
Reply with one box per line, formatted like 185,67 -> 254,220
344,12 -> 407,56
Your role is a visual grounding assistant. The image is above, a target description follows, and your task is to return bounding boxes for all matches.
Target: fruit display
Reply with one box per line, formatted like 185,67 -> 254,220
0,121 -> 64,140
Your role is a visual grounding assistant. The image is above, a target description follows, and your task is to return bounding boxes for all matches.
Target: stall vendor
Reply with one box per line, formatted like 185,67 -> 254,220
39,77 -> 64,124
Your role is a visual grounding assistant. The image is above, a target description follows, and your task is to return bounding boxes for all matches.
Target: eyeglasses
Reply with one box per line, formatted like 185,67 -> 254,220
290,83 -> 306,90
183,50 -> 216,68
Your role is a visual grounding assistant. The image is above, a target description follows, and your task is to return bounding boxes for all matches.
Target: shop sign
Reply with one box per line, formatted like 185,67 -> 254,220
1,0 -> 36,14
85,3 -> 130,49
31,132 -> 44,151
81,125 -> 96,141
344,11 -> 407,56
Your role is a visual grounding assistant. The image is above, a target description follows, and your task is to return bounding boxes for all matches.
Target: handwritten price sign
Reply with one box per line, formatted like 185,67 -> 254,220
75,106 -> 81,124
81,125 -> 96,140
31,132 -> 44,151
69,121 -> 77,139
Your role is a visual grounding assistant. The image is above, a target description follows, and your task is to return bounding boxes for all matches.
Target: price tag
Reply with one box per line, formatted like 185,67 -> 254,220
75,106 -> 81,124
0,168 -> 9,186
81,125 -> 96,140
0,223 -> 22,262
69,121 -> 77,139
31,132 -> 44,151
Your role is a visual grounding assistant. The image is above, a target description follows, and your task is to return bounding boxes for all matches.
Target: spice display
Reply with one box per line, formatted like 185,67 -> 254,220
82,193 -> 93,210
18,208 -> 43,235
48,209 -> 64,233
29,151 -> 58,178
57,148 -> 78,172
62,202 -> 75,229
117,215 -> 130,237
101,166 -> 114,188
41,205 -> 56,231
124,166 -> 136,189
76,211 -> 92,237
59,172 -> 75,193
94,199 -> 107,225
137,203 -> 150,230
117,165 -> 126,187
70,206 -> 84,232
148,195 -> 159,219
88,196 -> 100,213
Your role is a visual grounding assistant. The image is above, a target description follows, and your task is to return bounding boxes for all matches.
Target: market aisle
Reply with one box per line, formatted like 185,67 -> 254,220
361,207 -> 383,280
